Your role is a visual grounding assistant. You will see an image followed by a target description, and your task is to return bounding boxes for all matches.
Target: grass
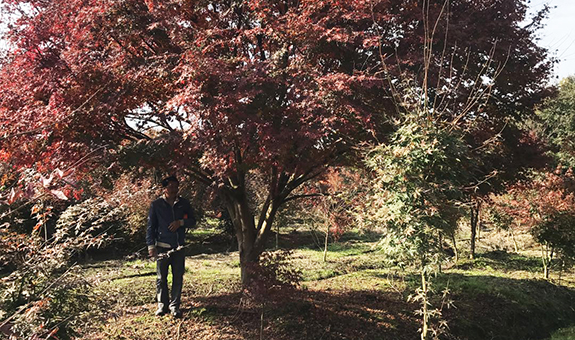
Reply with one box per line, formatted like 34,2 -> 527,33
6,226 -> 574,340
549,327 -> 575,340
427,273 -> 575,340
453,250 -> 543,274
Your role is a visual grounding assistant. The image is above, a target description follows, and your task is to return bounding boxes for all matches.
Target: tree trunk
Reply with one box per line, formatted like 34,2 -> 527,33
275,219 -> 280,249
541,243 -> 554,280
323,222 -> 329,262
240,248 -> 260,285
224,192 -> 266,286
221,166 -> 308,287
237,214 -> 260,286
420,269 -> 429,340
451,233 -> 459,263
476,203 -> 482,240
222,180 -> 284,287
469,199 -> 481,259
438,232 -> 443,274
260,302 -> 265,340
558,259 -> 565,285
469,205 -> 477,259
509,227 -> 519,252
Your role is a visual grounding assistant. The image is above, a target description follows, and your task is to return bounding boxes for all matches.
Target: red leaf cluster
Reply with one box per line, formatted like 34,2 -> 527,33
490,167 -> 575,231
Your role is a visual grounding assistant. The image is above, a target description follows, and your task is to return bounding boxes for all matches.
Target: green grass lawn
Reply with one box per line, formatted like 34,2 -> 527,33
15,226 -> 575,340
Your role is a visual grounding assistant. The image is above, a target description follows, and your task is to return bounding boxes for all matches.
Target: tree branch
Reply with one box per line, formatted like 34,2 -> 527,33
283,192 -> 329,203
256,167 -> 278,232
183,169 -> 213,186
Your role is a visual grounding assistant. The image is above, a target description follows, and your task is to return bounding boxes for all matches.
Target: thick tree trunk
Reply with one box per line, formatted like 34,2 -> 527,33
222,183 -> 282,287
223,190 -> 258,286
220,163 -> 312,287
235,201 -> 260,286
240,247 -> 260,286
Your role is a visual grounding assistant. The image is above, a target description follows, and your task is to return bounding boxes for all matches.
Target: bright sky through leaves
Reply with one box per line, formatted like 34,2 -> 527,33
530,0 -> 575,80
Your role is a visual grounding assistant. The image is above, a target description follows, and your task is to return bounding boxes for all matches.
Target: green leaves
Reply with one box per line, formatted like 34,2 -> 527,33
364,115 -> 471,268
537,76 -> 575,168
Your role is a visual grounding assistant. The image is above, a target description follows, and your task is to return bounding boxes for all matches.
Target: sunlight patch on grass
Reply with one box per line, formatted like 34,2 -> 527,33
188,227 -> 220,237
549,326 -> 575,340
124,259 -> 156,271
306,269 -> 404,292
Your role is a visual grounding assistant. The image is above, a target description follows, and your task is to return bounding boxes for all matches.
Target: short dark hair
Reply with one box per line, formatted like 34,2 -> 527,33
161,175 -> 179,187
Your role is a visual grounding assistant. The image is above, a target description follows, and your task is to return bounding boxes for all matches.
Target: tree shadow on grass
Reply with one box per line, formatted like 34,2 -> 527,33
185,231 -> 238,256
188,289 -> 419,340
82,273 -> 575,340
432,273 -> 575,340
278,229 -> 383,251
453,250 -> 542,272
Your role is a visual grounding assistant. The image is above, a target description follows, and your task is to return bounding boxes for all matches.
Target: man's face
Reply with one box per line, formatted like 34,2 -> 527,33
164,181 -> 179,199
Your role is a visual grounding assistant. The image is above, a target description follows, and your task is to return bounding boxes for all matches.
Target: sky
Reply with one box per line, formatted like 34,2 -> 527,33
529,0 -> 575,80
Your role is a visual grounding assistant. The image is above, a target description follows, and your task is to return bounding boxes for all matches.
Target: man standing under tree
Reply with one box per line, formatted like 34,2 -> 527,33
147,176 -> 196,318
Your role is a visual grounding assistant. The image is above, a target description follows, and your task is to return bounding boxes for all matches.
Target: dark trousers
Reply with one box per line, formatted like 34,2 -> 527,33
156,247 -> 185,312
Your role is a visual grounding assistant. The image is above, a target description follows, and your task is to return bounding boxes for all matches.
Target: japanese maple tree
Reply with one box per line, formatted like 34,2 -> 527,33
0,0 -> 553,285
490,168 -> 575,279
0,0 -> 388,284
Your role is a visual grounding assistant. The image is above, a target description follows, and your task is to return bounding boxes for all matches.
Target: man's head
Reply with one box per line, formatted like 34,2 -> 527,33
162,176 -> 179,199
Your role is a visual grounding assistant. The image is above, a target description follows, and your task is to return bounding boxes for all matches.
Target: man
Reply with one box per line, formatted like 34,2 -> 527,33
146,175 -> 196,318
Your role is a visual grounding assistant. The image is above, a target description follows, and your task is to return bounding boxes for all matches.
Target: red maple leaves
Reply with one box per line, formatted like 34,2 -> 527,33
0,0 -> 553,211
491,167 -> 575,231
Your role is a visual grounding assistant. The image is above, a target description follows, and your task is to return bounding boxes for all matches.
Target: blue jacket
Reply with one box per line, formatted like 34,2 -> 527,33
146,196 -> 196,248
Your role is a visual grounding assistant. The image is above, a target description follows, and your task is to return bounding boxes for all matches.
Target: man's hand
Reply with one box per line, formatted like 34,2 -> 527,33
168,220 -> 182,232
149,247 -> 158,259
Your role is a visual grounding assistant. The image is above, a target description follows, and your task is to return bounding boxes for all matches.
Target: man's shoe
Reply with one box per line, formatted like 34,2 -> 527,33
171,309 -> 183,318
155,308 -> 168,316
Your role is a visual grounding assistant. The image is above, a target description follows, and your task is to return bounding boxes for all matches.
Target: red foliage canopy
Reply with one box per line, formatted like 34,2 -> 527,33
0,0 -> 554,279
0,0 -> 390,181
0,0 -> 552,179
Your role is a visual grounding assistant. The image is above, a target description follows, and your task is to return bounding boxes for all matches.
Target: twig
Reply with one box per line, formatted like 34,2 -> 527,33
230,296 -> 246,323
175,319 -> 184,340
